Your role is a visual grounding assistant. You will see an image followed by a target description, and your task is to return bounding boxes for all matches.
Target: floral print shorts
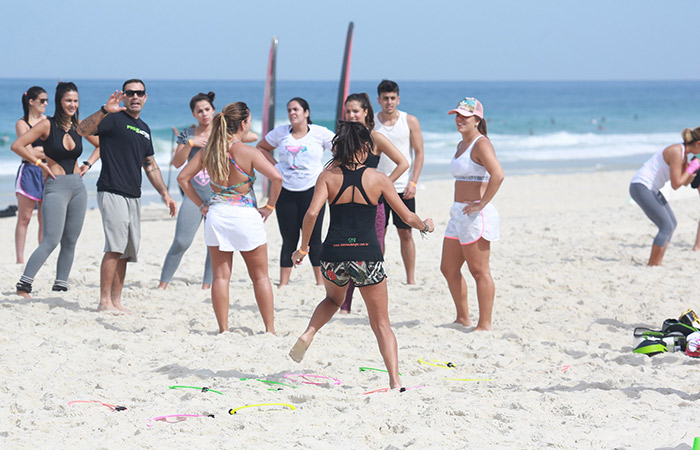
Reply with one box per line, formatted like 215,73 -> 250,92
320,261 -> 386,287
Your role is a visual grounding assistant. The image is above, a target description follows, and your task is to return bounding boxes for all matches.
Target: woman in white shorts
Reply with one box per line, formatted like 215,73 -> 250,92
440,97 -> 504,331
178,102 -> 282,334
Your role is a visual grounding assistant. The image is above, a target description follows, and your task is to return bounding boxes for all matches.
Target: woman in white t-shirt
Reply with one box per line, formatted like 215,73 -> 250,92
257,97 -> 335,286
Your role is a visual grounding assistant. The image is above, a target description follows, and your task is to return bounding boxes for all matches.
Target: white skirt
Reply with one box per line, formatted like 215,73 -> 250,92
204,203 -> 266,252
444,202 -> 499,245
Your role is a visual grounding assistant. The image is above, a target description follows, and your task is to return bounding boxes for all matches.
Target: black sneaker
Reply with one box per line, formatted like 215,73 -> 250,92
16,280 -> 32,294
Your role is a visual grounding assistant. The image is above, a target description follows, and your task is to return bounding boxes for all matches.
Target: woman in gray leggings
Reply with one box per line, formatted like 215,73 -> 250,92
11,82 -> 100,297
629,127 -> 700,266
158,92 -> 258,290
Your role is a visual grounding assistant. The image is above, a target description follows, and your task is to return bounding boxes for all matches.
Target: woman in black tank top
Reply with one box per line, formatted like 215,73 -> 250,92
13,86 -> 48,264
11,82 -> 100,297
287,121 -> 434,389
339,93 -> 411,313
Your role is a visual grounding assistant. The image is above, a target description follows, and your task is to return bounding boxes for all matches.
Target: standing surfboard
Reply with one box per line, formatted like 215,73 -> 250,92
262,36 -> 278,138
261,36 -> 278,197
335,22 -> 354,131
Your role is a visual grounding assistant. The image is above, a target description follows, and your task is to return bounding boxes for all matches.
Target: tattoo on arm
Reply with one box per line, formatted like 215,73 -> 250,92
77,111 -> 103,136
143,156 -> 158,173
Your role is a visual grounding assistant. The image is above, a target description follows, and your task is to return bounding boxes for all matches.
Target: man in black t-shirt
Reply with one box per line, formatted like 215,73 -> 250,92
78,79 -> 176,312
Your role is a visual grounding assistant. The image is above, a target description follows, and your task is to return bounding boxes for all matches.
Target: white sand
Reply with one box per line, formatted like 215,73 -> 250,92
2,170 -> 700,449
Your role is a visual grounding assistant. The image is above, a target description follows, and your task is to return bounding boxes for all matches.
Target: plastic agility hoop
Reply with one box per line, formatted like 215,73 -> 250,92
228,403 -> 296,414
283,374 -> 342,385
362,385 -> 426,395
239,378 -> 298,390
146,414 -> 214,427
442,378 -> 492,382
168,385 -> 224,395
359,367 -> 403,376
67,400 -> 127,411
418,358 -> 457,369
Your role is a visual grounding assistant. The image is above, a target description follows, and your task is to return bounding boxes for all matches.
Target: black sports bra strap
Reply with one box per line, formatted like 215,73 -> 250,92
330,166 -> 372,205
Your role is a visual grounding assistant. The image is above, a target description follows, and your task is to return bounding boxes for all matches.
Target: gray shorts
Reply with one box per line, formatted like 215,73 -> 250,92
97,191 -> 141,262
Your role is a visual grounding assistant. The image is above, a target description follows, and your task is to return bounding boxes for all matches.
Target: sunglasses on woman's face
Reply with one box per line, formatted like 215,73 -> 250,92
124,90 -> 146,98
37,98 -> 48,104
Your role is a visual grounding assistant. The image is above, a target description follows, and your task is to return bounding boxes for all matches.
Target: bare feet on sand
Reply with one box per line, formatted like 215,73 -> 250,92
289,338 -> 311,363
16,290 -> 31,299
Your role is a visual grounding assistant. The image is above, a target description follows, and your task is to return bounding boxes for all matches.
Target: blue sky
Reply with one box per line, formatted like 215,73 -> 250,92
3,0 -> 699,81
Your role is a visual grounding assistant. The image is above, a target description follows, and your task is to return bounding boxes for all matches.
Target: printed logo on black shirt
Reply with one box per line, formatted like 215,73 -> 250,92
126,124 -> 151,140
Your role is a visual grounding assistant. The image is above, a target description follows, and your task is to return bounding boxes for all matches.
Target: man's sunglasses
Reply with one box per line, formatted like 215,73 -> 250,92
124,90 -> 146,98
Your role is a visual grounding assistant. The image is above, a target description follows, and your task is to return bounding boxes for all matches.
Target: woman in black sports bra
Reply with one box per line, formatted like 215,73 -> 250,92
11,82 -> 100,297
288,121 -> 434,389
339,93 -> 409,314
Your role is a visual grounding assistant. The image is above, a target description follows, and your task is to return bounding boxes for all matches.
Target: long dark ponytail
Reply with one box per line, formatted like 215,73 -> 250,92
21,86 -> 46,123
328,121 -> 374,168
344,93 -> 374,130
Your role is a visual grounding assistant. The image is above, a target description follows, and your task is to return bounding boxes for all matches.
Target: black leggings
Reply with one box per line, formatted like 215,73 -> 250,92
277,187 -> 325,267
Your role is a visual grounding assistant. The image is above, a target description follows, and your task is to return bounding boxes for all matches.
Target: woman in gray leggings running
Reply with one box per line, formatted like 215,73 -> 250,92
629,127 -> 700,266
11,82 -> 100,297
158,92 -> 258,290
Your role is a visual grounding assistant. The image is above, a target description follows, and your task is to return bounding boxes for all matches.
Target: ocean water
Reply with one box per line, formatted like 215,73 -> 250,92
1,79 -> 699,202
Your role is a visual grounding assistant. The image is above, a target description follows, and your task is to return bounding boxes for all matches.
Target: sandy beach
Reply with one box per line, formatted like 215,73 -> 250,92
2,170 -> 700,449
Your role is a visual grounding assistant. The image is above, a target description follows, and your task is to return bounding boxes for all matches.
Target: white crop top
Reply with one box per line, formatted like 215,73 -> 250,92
451,135 -> 490,182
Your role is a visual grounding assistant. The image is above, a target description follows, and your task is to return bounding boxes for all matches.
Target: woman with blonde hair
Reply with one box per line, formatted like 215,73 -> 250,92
440,97 -> 504,331
630,126 -> 700,265
178,102 -> 282,334
159,91 -> 258,291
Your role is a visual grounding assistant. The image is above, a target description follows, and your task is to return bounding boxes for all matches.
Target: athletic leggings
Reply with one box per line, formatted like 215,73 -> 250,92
629,182 -> 677,247
20,174 -> 87,289
160,186 -> 213,285
340,201 -> 386,312
277,187 -> 325,268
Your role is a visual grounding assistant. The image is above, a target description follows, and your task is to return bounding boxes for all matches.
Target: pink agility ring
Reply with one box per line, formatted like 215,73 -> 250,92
68,400 -> 127,412
146,414 -> 214,427
283,374 -> 342,385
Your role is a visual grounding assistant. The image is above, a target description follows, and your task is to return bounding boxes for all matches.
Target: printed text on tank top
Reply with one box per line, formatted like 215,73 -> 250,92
209,147 -> 257,208
451,135 -> 490,183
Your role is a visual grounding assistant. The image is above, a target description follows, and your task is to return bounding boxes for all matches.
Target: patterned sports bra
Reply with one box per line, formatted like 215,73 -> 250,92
209,153 -> 257,208
451,135 -> 490,183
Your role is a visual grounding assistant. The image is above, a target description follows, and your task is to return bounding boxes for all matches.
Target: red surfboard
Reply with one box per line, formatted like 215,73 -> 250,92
262,36 -> 278,137
261,36 -> 278,196
335,22 -> 354,131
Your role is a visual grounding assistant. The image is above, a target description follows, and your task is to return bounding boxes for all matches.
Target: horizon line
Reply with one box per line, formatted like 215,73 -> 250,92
1,77 -> 700,83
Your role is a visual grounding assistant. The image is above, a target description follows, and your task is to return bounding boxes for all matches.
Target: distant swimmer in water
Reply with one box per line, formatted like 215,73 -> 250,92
629,127 -> 700,265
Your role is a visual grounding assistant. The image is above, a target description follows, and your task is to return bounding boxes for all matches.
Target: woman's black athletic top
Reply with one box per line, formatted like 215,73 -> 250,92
42,117 -> 82,174
22,118 -> 44,149
320,165 -> 383,262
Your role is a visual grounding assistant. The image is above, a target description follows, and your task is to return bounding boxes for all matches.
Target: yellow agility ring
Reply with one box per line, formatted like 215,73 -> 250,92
228,403 -> 296,415
417,358 -> 457,369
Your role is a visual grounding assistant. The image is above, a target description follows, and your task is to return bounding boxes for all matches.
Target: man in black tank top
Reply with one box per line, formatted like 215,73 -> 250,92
77,79 -> 177,312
